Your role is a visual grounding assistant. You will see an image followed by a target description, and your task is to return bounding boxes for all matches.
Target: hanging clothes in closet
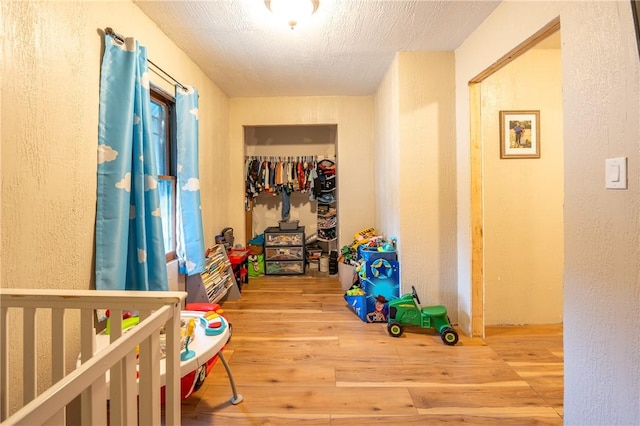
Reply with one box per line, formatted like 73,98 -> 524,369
244,156 -> 321,220
244,156 -> 320,199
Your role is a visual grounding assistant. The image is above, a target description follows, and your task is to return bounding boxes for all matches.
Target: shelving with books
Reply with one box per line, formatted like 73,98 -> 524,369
186,244 -> 241,304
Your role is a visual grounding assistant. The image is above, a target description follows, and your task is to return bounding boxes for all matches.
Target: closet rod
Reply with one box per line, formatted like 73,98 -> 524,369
104,27 -> 187,91
245,155 -> 335,160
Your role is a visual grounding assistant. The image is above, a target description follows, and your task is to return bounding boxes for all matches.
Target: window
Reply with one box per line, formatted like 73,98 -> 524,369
150,87 -> 177,261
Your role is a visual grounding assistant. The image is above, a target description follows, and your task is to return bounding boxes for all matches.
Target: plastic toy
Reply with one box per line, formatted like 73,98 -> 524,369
104,310 -> 139,335
198,310 -> 227,336
380,242 -> 395,252
387,285 -> 459,345
182,303 -> 233,395
346,284 -> 365,296
355,260 -> 367,280
181,318 -> 196,361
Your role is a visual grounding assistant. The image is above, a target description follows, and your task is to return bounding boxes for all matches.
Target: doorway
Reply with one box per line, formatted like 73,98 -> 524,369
243,124 -> 338,262
469,19 -> 563,336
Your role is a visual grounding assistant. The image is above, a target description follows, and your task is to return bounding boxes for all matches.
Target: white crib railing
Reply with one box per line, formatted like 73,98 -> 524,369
0,288 -> 187,426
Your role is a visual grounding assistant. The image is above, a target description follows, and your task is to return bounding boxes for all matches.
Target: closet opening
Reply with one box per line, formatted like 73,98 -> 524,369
243,124 -> 338,277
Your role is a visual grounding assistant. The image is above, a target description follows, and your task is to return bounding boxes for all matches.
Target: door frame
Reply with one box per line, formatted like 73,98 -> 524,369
468,18 -> 561,337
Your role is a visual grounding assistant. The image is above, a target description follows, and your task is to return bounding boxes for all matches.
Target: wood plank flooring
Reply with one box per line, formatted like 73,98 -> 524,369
179,275 -> 563,425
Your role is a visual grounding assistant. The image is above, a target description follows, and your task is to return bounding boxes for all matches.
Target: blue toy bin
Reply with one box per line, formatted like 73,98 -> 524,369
357,245 -> 397,262
344,294 -> 367,321
360,258 -> 400,322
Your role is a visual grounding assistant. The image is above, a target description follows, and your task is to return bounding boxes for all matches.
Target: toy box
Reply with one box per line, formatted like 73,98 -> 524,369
360,280 -> 399,323
343,259 -> 400,323
357,245 -> 397,262
344,294 -> 366,321
360,259 -> 400,322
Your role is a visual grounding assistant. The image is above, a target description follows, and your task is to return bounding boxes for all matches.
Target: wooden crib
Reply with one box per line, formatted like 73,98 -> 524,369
0,289 -> 186,425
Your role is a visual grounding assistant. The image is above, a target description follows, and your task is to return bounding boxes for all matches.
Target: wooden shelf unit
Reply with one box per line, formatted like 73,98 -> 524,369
186,244 -> 241,304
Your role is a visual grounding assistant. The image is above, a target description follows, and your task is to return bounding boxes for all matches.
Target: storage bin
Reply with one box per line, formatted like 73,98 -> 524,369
265,260 -> 305,275
357,245 -> 397,262
265,229 -> 304,246
278,220 -> 299,230
264,226 -> 306,275
344,295 -> 366,321
265,247 -> 304,261
338,263 -> 357,290
319,255 -> 329,272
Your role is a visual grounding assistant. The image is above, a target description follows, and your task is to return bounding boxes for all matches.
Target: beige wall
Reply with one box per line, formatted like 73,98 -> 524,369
229,97 -> 375,249
374,53 -> 457,313
456,1 -> 639,423
396,52 -> 457,312
251,192 -> 317,240
374,56 -> 401,256
3,0 -> 639,423
482,48 -> 563,325
1,0 -> 229,413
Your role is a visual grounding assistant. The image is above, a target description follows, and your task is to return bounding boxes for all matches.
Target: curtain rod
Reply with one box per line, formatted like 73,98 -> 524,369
104,27 -> 187,91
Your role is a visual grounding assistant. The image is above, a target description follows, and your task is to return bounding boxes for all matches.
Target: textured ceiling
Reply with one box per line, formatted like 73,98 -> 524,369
134,0 -> 501,97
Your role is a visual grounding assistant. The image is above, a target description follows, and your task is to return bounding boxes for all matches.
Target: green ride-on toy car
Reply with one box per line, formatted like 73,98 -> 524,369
387,285 -> 459,346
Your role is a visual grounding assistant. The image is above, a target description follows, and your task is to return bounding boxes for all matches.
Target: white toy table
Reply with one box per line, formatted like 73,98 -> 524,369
93,310 -> 242,404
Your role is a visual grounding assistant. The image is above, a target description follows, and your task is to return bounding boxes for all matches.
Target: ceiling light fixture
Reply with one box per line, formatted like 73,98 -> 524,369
265,0 -> 319,29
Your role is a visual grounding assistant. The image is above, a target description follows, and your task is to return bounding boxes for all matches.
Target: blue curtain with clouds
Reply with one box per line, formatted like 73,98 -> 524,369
95,34 -> 169,291
175,86 -> 205,275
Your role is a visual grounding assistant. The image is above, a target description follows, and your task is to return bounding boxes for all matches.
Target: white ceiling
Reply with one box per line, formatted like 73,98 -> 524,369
134,0 -> 501,97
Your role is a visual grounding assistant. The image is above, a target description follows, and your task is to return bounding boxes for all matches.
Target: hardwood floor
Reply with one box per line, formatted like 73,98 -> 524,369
180,275 -> 563,425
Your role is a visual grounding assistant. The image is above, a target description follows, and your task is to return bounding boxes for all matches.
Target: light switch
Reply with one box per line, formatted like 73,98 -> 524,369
605,157 -> 627,189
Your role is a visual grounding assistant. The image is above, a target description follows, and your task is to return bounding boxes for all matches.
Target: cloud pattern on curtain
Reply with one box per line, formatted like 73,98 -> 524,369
176,86 -> 205,275
95,34 -> 169,291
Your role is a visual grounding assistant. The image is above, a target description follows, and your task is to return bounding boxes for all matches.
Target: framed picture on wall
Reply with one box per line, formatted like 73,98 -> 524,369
499,110 -> 540,159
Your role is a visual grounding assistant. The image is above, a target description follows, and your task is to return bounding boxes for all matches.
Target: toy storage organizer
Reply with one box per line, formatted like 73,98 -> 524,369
263,226 -> 306,275
345,249 -> 400,322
